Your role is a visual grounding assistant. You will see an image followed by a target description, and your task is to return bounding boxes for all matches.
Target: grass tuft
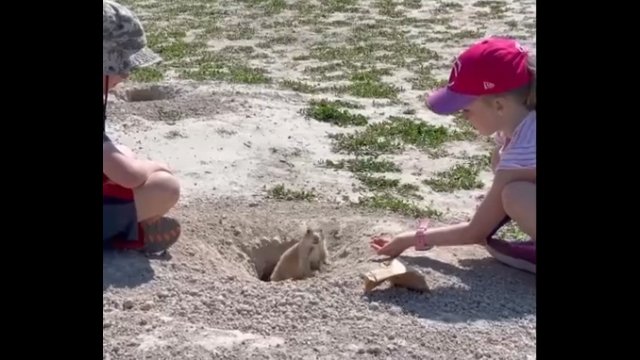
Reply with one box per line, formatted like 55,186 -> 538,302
303,100 -> 368,127
329,116 -> 468,156
266,184 -> 317,201
320,157 -> 401,173
422,156 -> 490,192
357,194 -> 442,219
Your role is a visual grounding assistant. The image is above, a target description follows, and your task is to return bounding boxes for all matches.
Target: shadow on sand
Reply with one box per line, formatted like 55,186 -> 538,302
362,254 -> 535,324
103,250 -> 171,291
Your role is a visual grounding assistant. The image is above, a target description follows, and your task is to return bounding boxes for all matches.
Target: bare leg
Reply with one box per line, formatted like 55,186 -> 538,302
501,181 -> 536,240
133,171 -> 180,222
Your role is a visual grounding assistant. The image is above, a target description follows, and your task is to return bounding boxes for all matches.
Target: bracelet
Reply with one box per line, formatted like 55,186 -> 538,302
414,219 -> 432,251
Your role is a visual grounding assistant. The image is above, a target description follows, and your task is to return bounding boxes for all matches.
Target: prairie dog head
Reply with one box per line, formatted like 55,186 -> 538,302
303,226 -> 323,245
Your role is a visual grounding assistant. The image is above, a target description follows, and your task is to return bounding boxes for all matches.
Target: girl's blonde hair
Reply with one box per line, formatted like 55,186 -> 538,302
512,55 -> 536,110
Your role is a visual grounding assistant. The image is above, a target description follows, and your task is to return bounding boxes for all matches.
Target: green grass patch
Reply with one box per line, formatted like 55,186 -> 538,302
303,100 -> 368,127
349,22 -> 406,43
292,54 -> 313,61
280,80 -> 322,93
496,222 -> 530,241
303,62 -> 361,81
442,30 -> 485,42
130,67 -> 164,83
505,20 -> 518,29
146,29 -> 206,62
402,0 -> 422,9
356,174 -> 422,199
452,112 -> 479,140
328,19 -> 353,27
225,23 -> 256,40
375,0 -> 404,17
329,116 -> 469,156
181,60 -> 271,84
434,1 -> 463,15
320,158 -> 401,173
422,156 -> 490,192
343,79 -> 400,99
219,46 -> 256,56
307,41 -> 440,69
466,153 -> 491,170
472,0 -> 509,19
323,0 -> 360,12
309,98 -> 363,109
333,68 -> 400,99
239,0 -> 287,15
408,65 -> 447,90
265,184 -> 317,201
357,194 -> 442,219
357,174 -> 400,191
256,35 -> 297,49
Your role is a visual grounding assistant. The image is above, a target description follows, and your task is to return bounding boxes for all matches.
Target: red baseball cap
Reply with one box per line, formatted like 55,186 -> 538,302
426,37 -> 533,115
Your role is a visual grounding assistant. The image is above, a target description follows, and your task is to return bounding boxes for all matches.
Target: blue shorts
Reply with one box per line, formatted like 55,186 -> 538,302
103,181 -> 139,247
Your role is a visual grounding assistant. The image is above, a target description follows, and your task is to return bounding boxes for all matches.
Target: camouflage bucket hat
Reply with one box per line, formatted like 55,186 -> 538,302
103,0 -> 162,75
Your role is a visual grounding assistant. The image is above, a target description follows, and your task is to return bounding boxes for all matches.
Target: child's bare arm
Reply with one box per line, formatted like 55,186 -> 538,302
372,168 -> 535,257
103,141 -> 168,189
114,144 -> 136,159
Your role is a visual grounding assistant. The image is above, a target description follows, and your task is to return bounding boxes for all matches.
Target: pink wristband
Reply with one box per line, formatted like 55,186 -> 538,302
414,219 -> 432,251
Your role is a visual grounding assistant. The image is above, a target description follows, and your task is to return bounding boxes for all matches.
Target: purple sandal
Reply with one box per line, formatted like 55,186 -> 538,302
484,217 -> 536,274
485,237 -> 536,274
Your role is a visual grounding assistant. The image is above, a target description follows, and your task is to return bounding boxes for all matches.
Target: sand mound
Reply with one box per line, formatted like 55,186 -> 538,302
103,200 -> 535,359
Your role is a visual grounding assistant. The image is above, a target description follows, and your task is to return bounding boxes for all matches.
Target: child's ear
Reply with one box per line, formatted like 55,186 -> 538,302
493,97 -> 506,113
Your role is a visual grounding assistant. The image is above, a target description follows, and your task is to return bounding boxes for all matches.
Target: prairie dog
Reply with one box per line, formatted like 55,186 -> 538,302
270,227 -> 326,282
308,227 -> 329,271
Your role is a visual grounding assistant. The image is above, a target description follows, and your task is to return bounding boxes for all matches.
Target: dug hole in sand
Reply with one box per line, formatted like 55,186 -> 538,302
103,81 -> 535,360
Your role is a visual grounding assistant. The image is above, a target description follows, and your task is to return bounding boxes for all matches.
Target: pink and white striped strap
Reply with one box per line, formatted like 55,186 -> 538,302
414,219 -> 432,251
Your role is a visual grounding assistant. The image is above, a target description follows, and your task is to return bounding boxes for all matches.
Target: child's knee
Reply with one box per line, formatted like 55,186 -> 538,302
141,171 -> 181,209
501,181 -> 534,213
133,172 -> 180,222
155,171 -> 180,206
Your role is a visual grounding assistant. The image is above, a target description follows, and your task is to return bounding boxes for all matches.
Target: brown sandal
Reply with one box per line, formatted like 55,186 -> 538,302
139,217 -> 181,254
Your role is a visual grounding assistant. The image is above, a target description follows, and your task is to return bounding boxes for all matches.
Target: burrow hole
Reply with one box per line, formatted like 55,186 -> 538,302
120,85 -> 180,102
250,239 -> 298,282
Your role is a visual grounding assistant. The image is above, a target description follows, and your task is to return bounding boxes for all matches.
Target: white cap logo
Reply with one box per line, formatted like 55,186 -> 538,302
448,58 -> 462,87
483,81 -> 495,90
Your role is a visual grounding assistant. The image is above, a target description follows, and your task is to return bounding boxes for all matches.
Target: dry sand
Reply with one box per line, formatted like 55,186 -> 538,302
104,0 -> 536,358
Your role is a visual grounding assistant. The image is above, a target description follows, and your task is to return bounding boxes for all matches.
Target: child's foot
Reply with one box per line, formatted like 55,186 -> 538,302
484,238 -> 536,274
110,216 -> 181,254
139,217 -> 181,254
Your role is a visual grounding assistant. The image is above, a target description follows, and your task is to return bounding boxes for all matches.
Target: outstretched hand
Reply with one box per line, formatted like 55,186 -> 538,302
370,235 -> 412,258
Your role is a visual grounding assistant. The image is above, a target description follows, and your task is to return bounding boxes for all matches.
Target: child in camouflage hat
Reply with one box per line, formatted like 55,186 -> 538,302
103,0 -> 181,254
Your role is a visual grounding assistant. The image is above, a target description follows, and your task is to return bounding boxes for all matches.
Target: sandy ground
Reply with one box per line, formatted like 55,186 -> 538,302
104,0 -> 536,358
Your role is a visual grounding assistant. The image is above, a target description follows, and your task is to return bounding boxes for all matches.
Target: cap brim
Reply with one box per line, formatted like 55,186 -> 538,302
425,87 -> 478,115
129,47 -> 162,70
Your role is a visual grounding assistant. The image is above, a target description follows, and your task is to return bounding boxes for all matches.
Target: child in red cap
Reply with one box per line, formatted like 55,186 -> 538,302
371,37 -> 536,274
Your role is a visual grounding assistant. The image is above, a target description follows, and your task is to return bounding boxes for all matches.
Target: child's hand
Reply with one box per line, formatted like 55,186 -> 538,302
370,235 -> 413,258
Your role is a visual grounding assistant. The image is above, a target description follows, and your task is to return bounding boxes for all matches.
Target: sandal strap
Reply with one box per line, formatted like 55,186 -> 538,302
140,217 -> 181,254
414,219 -> 432,251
